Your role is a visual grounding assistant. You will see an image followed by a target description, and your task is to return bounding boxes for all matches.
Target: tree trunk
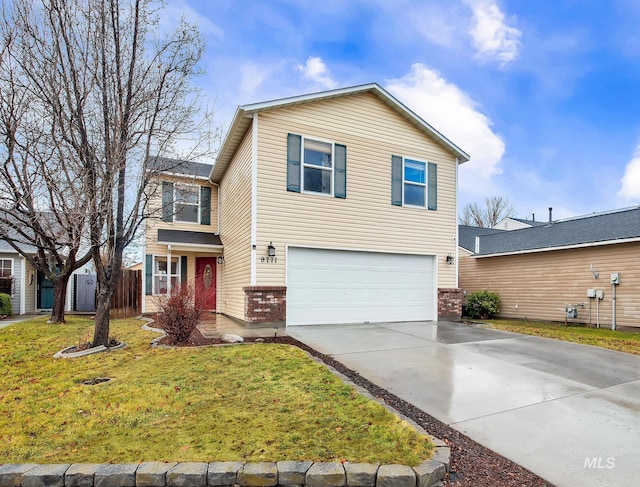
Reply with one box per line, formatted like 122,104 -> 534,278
92,272 -> 121,347
48,274 -> 70,324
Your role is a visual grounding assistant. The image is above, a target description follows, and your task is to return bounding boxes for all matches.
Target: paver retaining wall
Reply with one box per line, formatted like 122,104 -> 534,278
0,456 -> 450,487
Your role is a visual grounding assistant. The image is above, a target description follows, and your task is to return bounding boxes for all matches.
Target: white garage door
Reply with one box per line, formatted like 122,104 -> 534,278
287,247 -> 435,326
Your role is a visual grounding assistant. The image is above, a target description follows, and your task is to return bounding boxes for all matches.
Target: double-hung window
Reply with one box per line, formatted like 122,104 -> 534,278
162,182 -> 211,225
0,259 -> 11,277
403,159 -> 427,207
391,155 -> 437,210
174,184 -> 199,223
153,256 -> 180,295
302,138 -> 333,195
287,133 -> 347,198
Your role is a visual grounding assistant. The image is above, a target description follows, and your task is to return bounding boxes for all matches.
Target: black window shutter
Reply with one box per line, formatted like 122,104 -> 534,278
428,162 -> 437,210
162,182 -> 174,222
200,186 -> 211,225
145,255 -> 153,295
180,256 -> 188,284
287,133 -> 301,192
334,144 -> 347,199
391,155 -> 402,206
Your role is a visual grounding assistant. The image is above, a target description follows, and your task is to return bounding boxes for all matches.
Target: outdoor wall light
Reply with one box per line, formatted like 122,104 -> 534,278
268,242 -> 276,257
446,253 -> 455,265
217,256 -> 225,265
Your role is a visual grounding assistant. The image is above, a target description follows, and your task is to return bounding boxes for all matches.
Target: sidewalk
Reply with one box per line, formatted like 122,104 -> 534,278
0,313 -> 41,330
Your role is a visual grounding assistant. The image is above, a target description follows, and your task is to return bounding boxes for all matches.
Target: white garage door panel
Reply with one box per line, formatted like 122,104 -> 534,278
287,248 -> 435,325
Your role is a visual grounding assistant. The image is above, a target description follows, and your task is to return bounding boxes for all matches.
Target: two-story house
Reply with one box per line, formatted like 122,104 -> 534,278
143,83 -> 469,326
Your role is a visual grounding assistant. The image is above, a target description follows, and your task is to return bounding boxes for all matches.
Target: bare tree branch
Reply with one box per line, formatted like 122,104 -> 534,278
459,196 -> 516,228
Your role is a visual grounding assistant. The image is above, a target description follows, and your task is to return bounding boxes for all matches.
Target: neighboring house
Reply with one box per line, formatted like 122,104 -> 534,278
459,206 -> 640,328
492,216 -> 546,231
143,83 -> 470,326
0,239 -> 76,315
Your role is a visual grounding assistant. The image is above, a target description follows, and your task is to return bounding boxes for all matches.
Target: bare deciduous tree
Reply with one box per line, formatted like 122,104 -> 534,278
0,6 -> 93,323
0,0 -> 213,344
459,196 -> 516,228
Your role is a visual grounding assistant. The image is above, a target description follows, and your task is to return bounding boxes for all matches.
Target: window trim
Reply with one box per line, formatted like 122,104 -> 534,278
173,183 -> 201,224
0,258 -> 12,278
152,255 -> 181,295
402,157 -> 428,208
300,136 -> 335,197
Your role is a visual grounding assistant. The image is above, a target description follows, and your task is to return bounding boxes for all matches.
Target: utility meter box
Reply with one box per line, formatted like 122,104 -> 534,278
565,306 -> 578,318
595,290 -> 604,300
587,289 -> 596,298
611,273 -> 620,285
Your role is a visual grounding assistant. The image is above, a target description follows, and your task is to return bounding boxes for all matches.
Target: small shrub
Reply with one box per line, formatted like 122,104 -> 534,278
156,284 -> 203,344
0,293 -> 12,317
465,290 -> 501,319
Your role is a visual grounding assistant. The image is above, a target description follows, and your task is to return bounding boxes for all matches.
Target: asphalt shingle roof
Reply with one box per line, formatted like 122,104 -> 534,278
149,156 -> 213,179
464,206 -> 640,256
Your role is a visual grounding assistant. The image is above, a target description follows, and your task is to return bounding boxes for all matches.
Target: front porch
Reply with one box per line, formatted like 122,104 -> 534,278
197,312 -> 287,339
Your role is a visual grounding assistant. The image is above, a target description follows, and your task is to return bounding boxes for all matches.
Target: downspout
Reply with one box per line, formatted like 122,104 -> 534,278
611,282 -> 617,331
455,157 -> 459,289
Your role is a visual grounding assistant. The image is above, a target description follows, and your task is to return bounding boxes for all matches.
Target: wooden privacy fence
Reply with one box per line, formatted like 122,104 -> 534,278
110,269 -> 141,319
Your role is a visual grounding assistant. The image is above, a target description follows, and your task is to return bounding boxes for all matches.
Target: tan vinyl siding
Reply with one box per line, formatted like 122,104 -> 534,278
218,128 -> 253,320
254,92 -> 458,288
458,242 -> 640,328
144,176 -> 219,255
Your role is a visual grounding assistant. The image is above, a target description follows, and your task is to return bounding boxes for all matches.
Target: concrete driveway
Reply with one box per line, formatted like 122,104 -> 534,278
286,321 -> 640,487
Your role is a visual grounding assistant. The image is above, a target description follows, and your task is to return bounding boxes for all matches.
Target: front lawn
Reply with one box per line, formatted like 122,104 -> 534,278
0,317 -> 432,465
487,319 -> 640,355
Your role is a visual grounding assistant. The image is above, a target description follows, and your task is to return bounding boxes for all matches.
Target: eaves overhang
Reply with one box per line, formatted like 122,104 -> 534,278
471,236 -> 640,258
210,83 -> 470,183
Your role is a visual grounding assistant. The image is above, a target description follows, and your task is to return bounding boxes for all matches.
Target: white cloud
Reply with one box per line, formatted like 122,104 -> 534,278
618,145 -> 640,201
465,0 -> 522,66
160,1 -> 224,40
297,56 -> 338,89
386,63 -> 505,199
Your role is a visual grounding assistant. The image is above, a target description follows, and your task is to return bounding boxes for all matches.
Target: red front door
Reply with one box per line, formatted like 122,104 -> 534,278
195,257 -> 217,311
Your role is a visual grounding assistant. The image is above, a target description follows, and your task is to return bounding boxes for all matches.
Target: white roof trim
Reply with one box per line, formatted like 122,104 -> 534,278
211,83 -> 470,182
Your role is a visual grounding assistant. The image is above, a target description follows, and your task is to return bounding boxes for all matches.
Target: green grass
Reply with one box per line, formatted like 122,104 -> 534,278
0,317 -> 432,465
487,319 -> 640,355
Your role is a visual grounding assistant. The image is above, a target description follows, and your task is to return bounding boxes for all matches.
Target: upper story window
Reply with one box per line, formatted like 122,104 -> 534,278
287,133 -> 346,199
161,182 -> 212,225
174,184 -> 199,223
303,139 -> 333,195
0,259 -> 12,277
403,159 -> 427,207
391,155 -> 437,210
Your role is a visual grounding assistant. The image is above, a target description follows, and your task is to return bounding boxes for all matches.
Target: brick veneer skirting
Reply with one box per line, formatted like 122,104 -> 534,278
438,288 -> 463,321
243,286 -> 286,324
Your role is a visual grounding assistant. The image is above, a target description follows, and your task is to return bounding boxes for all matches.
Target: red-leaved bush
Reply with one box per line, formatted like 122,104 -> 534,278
156,285 -> 203,344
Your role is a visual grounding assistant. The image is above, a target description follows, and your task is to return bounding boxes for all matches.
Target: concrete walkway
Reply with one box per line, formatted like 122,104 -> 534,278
287,321 -> 640,487
0,313 -> 41,330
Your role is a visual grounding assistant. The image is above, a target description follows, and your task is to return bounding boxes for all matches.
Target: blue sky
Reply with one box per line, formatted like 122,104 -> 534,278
165,0 -> 640,220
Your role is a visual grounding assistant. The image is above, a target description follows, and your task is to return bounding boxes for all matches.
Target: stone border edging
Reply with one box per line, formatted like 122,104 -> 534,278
53,341 -> 127,359
0,458 -> 448,487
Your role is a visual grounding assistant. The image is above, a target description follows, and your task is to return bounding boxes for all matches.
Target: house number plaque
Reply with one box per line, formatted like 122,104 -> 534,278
260,256 -> 277,263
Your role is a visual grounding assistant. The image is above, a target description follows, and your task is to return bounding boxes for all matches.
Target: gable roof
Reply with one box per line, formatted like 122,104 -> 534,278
149,156 -> 213,180
210,83 -> 470,182
469,206 -> 640,257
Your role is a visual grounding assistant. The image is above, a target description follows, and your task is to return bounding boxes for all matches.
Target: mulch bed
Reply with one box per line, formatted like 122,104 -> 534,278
159,326 -> 553,486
